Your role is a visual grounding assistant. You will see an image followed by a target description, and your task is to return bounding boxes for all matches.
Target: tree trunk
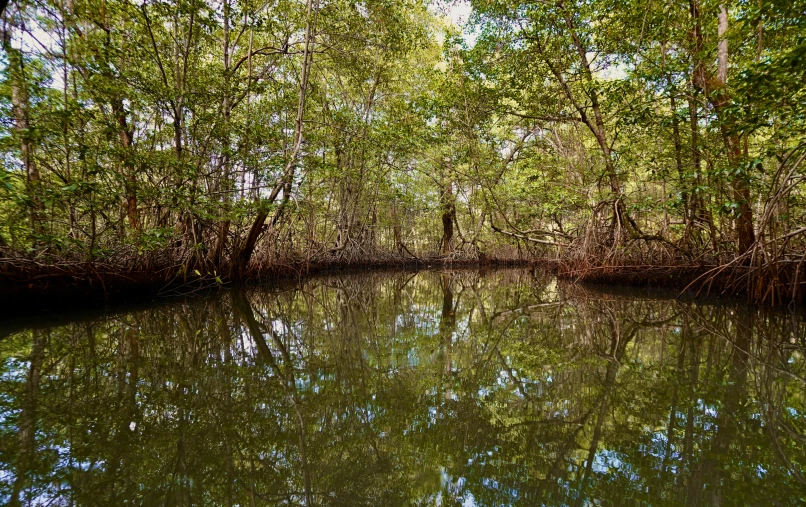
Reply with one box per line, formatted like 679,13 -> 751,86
712,3 -> 756,254
686,94 -> 702,241
717,5 -> 729,85
392,199 -> 405,254
661,39 -> 688,237
235,0 -> 316,275
726,133 -> 756,254
557,1 -> 620,198
440,180 -> 455,257
548,3 -> 643,239
98,7 -> 140,233
208,219 -> 230,268
110,97 -> 140,231
3,22 -> 44,238
209,0 -> 233,269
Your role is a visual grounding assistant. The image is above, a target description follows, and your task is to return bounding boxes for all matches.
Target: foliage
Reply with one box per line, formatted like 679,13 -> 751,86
1,0 -> 805,300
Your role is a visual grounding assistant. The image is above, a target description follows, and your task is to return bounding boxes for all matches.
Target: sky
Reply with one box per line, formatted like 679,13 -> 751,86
434,0 -> 477,47
447,0 -> 473,26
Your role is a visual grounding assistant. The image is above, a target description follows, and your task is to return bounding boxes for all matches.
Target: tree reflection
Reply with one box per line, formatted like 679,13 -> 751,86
1,270 -> 805,505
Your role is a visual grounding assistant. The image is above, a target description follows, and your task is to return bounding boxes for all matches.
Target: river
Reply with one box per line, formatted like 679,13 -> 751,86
1,269 -> 804,505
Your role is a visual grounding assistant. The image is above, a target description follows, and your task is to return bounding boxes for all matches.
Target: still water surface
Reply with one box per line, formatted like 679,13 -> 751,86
1,269 -> 805,505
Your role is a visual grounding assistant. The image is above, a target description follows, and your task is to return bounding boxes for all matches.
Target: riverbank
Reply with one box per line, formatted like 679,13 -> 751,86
2,247 -> 802,312
0,254 -> 532,310
554,259 -> 805,307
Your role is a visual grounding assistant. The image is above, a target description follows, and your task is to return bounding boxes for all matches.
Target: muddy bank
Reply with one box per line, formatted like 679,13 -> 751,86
3,252 -> 800,317
554,263 -> 713,289
554,260 -> 805,306
0,256 -> 531,312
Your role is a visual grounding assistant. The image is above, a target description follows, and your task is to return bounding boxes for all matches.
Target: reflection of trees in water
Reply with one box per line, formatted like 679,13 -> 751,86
1,270 -> 805,505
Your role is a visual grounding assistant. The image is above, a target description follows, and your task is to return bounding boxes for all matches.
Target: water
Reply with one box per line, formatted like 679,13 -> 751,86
1,269 -> 804,506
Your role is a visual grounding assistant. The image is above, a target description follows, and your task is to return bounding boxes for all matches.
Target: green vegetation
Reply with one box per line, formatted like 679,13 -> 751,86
1,0 -> 805,302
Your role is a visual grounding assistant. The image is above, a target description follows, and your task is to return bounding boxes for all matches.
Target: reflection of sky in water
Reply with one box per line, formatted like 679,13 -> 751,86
0,270 -> 804,504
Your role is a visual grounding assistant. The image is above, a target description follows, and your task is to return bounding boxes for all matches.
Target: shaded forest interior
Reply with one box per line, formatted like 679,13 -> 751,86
1,0 -> 805,304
